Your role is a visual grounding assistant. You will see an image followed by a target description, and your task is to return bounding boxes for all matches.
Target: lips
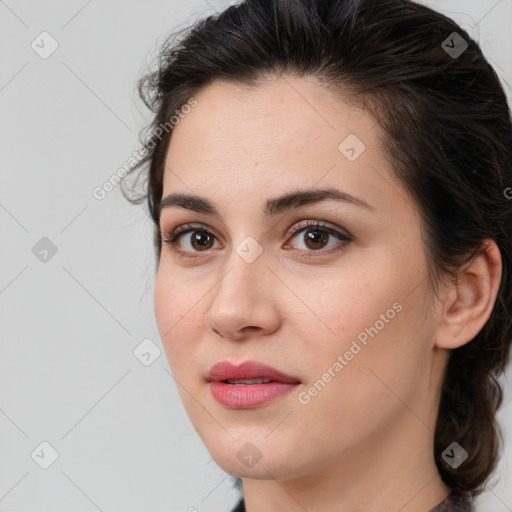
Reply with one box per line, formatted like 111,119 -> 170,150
207,360 -> 301,409
207,360 -> 300,384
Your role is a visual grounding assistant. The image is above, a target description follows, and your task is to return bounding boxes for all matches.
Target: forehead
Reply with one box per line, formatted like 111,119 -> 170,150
167,76 -> 373,156
161,76 -> 408,218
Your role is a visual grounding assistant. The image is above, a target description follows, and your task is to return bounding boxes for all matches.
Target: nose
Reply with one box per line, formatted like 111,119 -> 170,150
204,249 -> 281,341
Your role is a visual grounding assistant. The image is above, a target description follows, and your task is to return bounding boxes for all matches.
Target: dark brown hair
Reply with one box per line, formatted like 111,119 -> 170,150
122,0 -> 512,500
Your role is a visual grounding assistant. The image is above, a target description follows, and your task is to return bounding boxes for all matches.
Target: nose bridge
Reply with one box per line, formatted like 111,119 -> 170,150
205,236 -> 279,338
215,235 -> 267,304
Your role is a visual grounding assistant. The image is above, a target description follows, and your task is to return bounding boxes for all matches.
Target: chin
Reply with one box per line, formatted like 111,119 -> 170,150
202,434 -> 307,482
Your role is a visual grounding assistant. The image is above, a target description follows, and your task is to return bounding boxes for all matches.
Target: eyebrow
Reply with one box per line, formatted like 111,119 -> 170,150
157,187 -> 375,219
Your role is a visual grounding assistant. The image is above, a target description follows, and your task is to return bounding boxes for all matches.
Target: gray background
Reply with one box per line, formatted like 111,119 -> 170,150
1,1 -> 511,511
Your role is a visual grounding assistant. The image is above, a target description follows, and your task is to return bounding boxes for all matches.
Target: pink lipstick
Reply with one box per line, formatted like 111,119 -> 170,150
207,360 -> 300,409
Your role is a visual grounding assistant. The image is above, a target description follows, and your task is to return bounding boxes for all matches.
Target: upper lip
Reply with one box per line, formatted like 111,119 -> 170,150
207,360 -> 301,383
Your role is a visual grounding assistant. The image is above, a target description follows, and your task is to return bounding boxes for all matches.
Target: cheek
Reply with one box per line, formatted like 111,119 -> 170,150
154,270 -> 176,339
291,252 -> 429,400
287,256 -> 403,357
154,268 -> 200,370
294,305 -> 424,452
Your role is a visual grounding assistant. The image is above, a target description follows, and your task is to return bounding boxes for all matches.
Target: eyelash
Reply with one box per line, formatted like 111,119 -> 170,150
161,220 -> 352,260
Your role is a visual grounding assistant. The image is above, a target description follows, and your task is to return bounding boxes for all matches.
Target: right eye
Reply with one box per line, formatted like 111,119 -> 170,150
162,223 -> 221,257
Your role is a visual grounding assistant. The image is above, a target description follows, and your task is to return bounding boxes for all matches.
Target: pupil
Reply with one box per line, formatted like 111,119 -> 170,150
306,230 -> 327,249
193,231 -> 211,250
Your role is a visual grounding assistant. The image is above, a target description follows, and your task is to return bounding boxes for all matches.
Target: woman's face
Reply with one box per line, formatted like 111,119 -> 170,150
154,75 -> 448,481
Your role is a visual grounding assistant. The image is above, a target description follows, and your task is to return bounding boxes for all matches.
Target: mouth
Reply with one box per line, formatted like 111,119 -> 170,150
206,360 -> 301,384
206,360 -> 301,409
222,378 -> 274,385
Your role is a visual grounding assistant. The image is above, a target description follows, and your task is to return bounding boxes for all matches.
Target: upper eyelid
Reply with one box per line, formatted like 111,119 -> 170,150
285,220 -> 350,240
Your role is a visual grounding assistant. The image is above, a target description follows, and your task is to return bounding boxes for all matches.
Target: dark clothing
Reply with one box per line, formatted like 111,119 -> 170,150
230,491 -> 474,512
430,493 -> 474,512
230,498 -> 245,512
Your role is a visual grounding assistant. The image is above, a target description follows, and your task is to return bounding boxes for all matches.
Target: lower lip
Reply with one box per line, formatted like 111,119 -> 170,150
209,381 -> 299,409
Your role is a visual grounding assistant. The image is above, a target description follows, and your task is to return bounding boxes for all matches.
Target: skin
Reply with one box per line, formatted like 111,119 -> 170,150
154,75 -> 502,512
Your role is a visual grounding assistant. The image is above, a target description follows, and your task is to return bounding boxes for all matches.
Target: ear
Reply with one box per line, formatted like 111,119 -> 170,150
435,240 -> 502,350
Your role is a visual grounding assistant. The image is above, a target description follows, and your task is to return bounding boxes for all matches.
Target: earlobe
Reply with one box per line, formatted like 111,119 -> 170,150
435,240 -> 502,350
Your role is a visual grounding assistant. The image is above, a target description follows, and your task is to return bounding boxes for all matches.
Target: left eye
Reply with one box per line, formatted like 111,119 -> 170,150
286,222 -> 350,253
161,220 -> 351,257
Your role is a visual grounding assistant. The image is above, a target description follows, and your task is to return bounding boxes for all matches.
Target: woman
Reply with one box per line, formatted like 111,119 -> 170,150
122,0 -> 512,510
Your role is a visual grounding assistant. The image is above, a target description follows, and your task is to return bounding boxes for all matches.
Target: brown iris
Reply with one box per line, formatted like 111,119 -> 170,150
304,229 -> 329,250
190,231 -> 214,251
